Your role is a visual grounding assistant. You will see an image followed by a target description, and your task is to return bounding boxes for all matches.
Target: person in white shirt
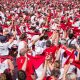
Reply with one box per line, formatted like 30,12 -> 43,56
17,33 -> 27,57
0,58 -> 14,74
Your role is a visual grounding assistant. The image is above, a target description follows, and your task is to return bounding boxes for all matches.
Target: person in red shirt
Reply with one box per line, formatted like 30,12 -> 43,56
16,48 -> 35,80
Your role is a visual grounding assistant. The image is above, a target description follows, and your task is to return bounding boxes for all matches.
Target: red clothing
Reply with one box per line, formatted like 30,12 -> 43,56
15,25 -> 21,35
44,76 -> 52,80
43,46 -> 57,60
72,60 -> 80,69
27,54 -> 45,69
16,56 -> 26,70
43,46 -> 57,56
46,31 -> 53,37
65,50 -> 75,65
2,24 -> 9,29
60,23 -> 67,30
26,60 -> 34,80
16,56 -> 34,80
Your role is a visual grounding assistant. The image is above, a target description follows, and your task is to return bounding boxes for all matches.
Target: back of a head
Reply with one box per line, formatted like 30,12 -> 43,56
19,32 -> 27,40
54,60 -> 60,69
4,69 -> 13,80
68,33 -> 74,39
20,48 -> 27,56
18,70 -> 26,80
0,73 -> 6,80
46,40 -> 51,47
51,69 -> 60,78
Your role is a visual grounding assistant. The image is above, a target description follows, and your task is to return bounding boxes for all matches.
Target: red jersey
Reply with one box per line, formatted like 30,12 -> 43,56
26,60 -> 34,80
16,56 -> 26,70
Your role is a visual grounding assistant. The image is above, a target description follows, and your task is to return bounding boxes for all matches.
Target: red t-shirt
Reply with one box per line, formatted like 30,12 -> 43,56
44,76 -> 52,80
16,56 -> 26,70
26,60 -> 34,80
43,46 -> 57,56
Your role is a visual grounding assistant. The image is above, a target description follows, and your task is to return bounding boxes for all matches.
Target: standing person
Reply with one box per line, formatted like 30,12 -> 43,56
0,32 -> 15,56
0,26 -> 7,43
0,57 -> 14,79
17,48 -> 35,80
0,6 -> 5,24
17,32 -> 27,57
16,48 -> 27,71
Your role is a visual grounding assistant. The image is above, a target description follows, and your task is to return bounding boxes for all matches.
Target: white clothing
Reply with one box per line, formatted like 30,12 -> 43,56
35,64 -> 44,80
0,59 -> 8,73
8,40 -> 18,49
0,11 -> 5,23
31,35 -> 39,41
67,65 -> 76,73
17,41 -> 26,57
72,21 -> 80,27
31,15 -> 36,24
67,39 -> 77,45
0,42 -> 10,56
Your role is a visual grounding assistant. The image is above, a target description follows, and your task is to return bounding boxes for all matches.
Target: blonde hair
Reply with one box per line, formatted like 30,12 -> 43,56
66,73 -> 77,80
20,48 -> 27,56
0,73 -> 6,80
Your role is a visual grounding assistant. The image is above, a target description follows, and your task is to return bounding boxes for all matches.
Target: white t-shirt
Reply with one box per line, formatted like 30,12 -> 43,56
67,39 -> 77,45
17,41 -> 26,57
0,42 -> 10,56
0,11 -> 5,23
8,40 -> 18,49
0,59 -> 8,73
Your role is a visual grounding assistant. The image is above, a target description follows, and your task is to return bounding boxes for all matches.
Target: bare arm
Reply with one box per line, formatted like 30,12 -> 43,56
29,33 -> 44,48
48,62 -> 54,71
22,54 -> 27,71
55,48 -> 61,61
7,59 -> 14,75
62,64 -> 70,80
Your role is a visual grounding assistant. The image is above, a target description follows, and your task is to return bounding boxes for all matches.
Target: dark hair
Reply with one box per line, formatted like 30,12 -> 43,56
35,29 -> 39,33
30,26 -> 36,30
36,22 -> 39,26
18,70 -> 26,80
51,69 -> 60,78
68,33 -> 74,39
54,60 -> 60,69
0,73 -> 6,80
19,33 -> 27,40
46,40 -> 51,47
43,34 -> 48,40
9,44 -> 18,57
40,36 -> 44,40
11,44 -> 18,51
4,69 -> 13,80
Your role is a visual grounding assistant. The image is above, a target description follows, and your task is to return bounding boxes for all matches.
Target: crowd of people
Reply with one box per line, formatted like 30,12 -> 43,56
0,0 -> 80,80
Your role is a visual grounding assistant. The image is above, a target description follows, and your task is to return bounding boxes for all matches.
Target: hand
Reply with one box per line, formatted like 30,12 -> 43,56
45,54 -> 51,60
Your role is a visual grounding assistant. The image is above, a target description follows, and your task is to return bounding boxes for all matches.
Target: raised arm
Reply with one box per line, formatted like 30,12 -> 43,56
7,59 -> 14,75
21,54 -> 27,71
